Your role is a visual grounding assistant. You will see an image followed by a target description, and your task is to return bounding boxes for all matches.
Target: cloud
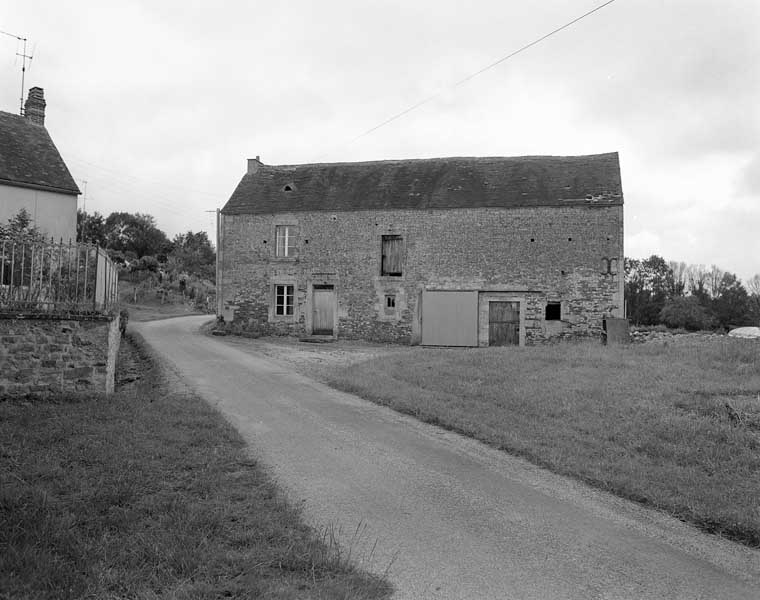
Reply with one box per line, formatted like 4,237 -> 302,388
737,153 -> 760,196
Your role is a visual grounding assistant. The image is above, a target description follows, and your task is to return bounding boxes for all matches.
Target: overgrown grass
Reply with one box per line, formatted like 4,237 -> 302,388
0,337 -> 392,599
320,338 -> 760,547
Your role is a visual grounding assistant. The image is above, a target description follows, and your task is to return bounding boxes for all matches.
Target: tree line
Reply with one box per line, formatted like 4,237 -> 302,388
625,255 -> 760,331
77,210 -> 216,281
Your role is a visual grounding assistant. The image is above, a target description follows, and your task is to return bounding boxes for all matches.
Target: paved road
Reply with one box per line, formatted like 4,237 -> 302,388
133,316 -> 760,600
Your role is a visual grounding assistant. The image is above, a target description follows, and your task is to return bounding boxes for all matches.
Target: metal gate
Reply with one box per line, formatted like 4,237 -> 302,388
312,285 -> 335,335
488,301 -> 520,346
421,291 -> 478,346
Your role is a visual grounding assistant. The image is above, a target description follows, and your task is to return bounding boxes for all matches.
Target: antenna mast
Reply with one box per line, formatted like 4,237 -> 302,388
0,30 -> 33,115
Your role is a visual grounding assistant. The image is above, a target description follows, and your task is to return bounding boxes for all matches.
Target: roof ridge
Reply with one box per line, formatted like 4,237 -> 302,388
263,152 -> 619,170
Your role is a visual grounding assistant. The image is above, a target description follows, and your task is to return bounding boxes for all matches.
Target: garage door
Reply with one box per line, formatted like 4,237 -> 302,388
421,291 -> 478,346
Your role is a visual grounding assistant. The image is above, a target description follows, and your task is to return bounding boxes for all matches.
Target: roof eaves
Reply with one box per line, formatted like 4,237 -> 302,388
0,177 -> 80,196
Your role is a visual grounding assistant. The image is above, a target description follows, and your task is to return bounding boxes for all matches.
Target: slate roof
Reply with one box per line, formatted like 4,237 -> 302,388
222,152 -> 622,215
0,110 -> 80,195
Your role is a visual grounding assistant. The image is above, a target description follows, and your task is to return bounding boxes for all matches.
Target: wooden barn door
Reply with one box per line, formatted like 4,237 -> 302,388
489,301 -> 520,346
312,286 -> 335,335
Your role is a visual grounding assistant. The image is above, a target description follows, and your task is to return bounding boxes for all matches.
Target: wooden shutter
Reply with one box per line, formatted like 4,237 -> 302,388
381,235 -> 403,276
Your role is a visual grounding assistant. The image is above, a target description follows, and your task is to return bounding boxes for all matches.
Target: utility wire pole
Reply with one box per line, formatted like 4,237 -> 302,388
0,30 -> 33,115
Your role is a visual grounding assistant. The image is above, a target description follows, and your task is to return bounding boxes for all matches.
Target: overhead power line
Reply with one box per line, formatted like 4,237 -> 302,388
350,0 -> 620,143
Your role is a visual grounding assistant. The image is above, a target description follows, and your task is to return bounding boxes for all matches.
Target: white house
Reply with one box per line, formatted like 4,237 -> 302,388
0,88 -> 80,241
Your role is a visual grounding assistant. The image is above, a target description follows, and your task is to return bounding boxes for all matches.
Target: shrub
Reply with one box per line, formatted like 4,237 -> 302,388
659,296 -> 716,331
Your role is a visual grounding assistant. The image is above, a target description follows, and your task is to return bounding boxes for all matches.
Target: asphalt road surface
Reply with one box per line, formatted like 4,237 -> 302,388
133,316 -> 760,600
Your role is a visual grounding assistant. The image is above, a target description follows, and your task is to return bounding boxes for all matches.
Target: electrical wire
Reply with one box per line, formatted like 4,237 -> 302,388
350,0 -> 620,143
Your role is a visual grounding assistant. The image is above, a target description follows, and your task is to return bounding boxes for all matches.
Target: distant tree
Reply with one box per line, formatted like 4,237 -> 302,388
712,272 -> 752,329
659,296 -> 716,331
169,230 -> 215,280
104,212 -> 171,258
706,265 -> 727,300
667,261 -> 688,298
625,255 -> 674,325
686,264 -> 711,304
747,274 -> 760,325
77,210 -> 108,245
747,274 -> 760,297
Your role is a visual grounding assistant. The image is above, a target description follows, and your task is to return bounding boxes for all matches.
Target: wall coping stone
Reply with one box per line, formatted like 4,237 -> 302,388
0,311 -> 116,322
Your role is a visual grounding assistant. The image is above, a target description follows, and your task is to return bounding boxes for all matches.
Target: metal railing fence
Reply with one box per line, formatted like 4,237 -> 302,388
0,237 -> 119,313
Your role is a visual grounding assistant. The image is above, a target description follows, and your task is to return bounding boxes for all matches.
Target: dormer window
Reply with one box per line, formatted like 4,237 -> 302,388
283,183 -> 295,192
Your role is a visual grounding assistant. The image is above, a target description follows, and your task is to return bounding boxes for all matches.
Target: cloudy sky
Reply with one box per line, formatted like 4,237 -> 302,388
2,0 -> 758,280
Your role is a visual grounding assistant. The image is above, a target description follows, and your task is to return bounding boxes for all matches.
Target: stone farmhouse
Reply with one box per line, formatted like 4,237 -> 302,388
217,152 -> 624,346
0,87 -> 80,241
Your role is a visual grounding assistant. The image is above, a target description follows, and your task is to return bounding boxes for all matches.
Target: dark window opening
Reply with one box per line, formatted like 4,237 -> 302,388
545,302 -> 561,321
275,284 -> 294,316
381,235 -> 403,276
530,238 -> 535,242
283,185 -> 293,192
568,237 -> 573,242
386,295 -> 396,308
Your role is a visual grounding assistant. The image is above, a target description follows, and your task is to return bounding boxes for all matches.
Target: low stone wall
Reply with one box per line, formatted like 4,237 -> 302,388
0,314 -> 121,397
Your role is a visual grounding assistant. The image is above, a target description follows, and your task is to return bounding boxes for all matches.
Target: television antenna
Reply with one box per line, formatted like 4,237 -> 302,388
0,30 -> 34,115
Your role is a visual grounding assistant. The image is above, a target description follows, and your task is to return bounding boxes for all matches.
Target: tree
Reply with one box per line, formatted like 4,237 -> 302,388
625,255 -> 674,325
104,212 -> 170,258
712,272 -> 752,329
659,296 -> 716,331
706,265 -> 726,300
667,261 -> 688,298
170,230 -> 215,280
77,210 -> 107,245
0,208 -> 44,242
747,274 -> 760,297
747,274 -> 760,325
686,264 -> 710,304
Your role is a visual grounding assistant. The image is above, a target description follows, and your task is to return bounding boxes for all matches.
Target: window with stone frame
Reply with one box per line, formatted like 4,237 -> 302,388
274,284 -> 294,316
381,235 -> 403,276
275,225 -> 297,258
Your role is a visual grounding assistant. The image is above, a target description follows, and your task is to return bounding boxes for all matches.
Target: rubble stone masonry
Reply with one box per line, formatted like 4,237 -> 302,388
0,315 -> 121,397
219,205 -> 624,344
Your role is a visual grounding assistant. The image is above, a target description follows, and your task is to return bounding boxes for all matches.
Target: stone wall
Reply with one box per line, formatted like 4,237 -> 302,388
218,205 -> 624,345
0,315 -> 121,397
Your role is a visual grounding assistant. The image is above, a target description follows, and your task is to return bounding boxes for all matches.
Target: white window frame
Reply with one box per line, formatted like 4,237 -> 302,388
274,284 -> 295,316
275,225 -> 296,258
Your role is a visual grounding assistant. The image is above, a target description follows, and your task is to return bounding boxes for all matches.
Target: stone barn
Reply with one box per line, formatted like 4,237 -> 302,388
217,152 -> 624,346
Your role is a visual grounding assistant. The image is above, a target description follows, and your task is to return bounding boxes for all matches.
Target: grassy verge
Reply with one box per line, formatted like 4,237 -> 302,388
0,336 -> 392,600
317,338 -> 760,547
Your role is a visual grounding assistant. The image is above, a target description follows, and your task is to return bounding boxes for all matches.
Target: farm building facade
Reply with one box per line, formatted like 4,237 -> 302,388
217,153 -> 624,346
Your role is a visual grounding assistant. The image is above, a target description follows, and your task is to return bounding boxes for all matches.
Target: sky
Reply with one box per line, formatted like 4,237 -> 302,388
1,0 -> 758,281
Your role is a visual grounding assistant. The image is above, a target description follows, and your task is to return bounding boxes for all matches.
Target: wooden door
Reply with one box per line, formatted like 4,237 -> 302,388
312,287 -> 334,335
489,301 -> 520,346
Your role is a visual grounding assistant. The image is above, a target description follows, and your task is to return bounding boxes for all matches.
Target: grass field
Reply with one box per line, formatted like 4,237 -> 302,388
0,337 -> 392,600
316,337 -> 760,547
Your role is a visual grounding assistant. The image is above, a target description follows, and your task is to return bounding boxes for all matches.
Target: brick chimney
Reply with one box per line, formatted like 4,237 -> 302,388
247,156 -> 262,174
24,87 -> 46,126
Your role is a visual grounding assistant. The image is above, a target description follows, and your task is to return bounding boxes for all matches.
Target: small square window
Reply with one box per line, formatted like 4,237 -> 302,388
385,295 -> 396,308
275,284 -> 294,316
545,302 -> 561,321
